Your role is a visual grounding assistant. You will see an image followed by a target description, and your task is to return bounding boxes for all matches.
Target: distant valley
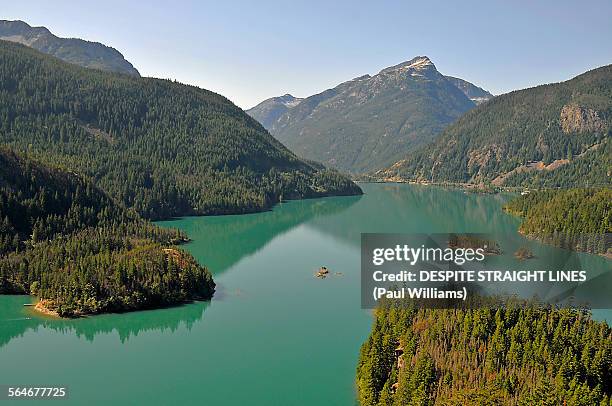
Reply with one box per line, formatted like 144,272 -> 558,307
247,57 -> 493,174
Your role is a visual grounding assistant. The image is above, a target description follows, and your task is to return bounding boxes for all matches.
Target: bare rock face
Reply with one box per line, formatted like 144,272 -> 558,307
560,104 -> 606,134
466,144 -> 503,181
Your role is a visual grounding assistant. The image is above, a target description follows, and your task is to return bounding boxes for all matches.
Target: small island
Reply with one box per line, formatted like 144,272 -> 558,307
448,234 -> 502,255
514,247 -> 535,260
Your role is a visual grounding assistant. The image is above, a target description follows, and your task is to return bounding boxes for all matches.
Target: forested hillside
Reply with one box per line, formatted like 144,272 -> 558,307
357,300 -> 611,405
504,189 -> 611,255
0,40 -> 361,220
377,65 -> 611,187
0,148 -> 215,317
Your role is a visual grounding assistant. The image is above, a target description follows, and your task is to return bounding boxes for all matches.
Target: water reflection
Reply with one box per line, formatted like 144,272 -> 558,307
307,184 -> 519,246
0,296 -> 209,348
161,194 -> 362,274
0,195 -> 362,349
309,184 -> 611,310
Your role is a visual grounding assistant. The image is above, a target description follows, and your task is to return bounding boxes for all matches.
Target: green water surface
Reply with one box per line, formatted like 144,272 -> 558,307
0,184 -> 609,405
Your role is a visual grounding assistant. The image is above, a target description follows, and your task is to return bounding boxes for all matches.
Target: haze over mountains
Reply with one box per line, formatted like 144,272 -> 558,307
0,20 -> 140,76
444,76 -> 493,105
247,94 -> 303,129
247,57 -> 493,174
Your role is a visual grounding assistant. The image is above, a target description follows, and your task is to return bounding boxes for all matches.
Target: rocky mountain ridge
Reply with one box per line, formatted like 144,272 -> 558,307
0,20 -> 140,76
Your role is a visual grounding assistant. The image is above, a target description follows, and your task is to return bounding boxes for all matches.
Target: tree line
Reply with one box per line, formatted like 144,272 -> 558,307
357,299 -> 611,405
504,188 -> 611,255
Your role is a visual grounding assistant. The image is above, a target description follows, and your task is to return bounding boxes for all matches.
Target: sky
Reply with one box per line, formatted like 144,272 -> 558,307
3,0 -> 611,109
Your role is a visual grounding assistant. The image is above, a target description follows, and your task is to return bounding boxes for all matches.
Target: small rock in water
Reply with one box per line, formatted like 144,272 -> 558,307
315,266 -> 330,278
514,247 -> 534,260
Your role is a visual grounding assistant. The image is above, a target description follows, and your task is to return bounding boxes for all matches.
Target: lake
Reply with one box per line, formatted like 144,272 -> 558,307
0,183 -> 609,405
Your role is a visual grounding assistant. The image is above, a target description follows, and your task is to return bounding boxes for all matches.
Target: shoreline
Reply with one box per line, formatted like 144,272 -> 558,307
30,299 -> 62,319
25,296 -> 212,319
514,226 -> 611,260
155,189 -> 364,223
367,182 -> 612,259
355,178 -> 526,193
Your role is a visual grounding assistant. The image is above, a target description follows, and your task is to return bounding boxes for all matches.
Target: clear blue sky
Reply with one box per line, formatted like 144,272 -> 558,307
3,0 -> 611,108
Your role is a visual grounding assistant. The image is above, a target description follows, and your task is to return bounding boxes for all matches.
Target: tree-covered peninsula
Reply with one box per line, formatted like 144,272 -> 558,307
0,148 -> 214,317
0,40 -> 361,221
504,188 -> 611,255
357,300 -> 611,405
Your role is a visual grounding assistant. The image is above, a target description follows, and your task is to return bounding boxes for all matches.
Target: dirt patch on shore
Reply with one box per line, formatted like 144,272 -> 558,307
33,299 -> 61,318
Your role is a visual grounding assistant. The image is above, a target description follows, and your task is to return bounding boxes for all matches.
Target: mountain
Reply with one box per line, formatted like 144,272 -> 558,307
444,75 -> 493,104
376,65 -> 612,187
0,20 -> 139,76
247,73 -> 493,133
0,147 -> 215,317
0,40 -> 361,220
248,57 -> 490,174
247,94 -> 303,129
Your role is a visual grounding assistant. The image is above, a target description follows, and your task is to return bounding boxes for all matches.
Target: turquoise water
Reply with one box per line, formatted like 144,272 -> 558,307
0,184 -> 609,405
